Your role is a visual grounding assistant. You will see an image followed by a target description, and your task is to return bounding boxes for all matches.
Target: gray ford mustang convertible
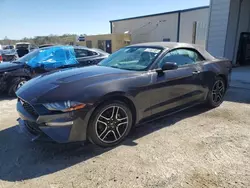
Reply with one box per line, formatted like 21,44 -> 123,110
16,42 -> 232,147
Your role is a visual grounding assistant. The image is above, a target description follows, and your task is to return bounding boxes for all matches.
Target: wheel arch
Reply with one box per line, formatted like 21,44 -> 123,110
92,92 -> 137,127
6,76 -> 30,88
217,74 -> 228,89
5,69 -> 32,84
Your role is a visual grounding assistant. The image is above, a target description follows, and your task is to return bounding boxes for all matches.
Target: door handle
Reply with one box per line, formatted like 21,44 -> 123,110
192,71 -> 200,75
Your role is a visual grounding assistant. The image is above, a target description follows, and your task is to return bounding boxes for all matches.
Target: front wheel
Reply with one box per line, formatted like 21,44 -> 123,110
88,101 -> 133,147
206,77 -> 226,108
8,77 -> 27,96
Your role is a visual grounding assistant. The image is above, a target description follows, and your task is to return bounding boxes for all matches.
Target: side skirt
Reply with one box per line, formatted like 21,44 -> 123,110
136,101 -> 204,126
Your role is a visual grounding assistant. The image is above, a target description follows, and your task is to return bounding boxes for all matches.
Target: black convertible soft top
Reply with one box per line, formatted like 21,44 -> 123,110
129,42 -> 216,61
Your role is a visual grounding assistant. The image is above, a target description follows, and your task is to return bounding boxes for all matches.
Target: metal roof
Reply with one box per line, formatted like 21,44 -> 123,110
110,6 -> 209,23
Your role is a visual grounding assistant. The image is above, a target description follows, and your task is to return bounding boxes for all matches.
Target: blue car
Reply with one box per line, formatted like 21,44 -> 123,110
0,46 -> 109,96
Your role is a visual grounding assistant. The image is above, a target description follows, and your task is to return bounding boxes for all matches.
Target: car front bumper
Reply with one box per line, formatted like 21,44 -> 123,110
16,100 -> 93,143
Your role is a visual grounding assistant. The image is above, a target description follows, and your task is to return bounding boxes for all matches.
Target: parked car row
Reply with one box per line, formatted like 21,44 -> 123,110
0,42 -> 38,64
11,42 -> 232,148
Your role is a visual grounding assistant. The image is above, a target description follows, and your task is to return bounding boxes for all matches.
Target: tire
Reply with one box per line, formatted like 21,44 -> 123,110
0,89 -> 5,95
8,77 -> 27,97
0,84 -> 6,95
88,101 -> 133,147
206,77 -> 226,108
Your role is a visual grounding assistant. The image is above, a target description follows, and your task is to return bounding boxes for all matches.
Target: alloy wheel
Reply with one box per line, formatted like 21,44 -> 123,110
95,106 -> 129,143
212,80 -> 225,104
17,81 -> 26,90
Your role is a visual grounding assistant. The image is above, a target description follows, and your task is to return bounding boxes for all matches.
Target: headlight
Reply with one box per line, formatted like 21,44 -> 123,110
43,101 -> 86,112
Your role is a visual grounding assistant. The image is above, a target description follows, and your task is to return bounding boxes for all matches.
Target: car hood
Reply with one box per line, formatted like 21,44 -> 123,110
0,62 -> 24,72
16,65 -> 139,103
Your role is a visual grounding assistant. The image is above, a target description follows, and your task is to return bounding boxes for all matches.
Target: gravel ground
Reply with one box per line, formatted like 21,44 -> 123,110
0,67 -> 250,188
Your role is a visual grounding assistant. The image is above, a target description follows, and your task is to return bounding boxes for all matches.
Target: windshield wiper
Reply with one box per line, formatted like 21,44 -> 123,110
110,65 -> 136,71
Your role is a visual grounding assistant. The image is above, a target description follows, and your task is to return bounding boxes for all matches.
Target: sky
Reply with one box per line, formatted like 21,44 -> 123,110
0,0 -> 209,40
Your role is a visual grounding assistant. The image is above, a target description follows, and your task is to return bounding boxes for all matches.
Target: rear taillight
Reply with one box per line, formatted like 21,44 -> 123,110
0,55 -> 3,62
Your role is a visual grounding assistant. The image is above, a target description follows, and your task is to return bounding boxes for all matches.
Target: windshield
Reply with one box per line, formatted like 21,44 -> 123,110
17,46 -> 78,69
98,47 -> 162,71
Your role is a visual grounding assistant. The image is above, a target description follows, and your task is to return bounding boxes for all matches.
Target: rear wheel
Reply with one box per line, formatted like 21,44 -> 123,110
88,101 -> 133,147
8,77 -> 27,96
206,77 -> 226,108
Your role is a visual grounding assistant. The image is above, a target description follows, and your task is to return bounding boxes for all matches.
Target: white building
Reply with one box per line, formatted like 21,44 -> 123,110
207,0 -> 250,65
110,1 -> 250,66
110,6 -> 209,46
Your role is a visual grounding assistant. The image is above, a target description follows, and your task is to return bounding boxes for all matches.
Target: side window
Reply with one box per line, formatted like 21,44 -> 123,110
158,49 -> 204,67
88,50 -> 98,56
181,49 -> 204,62
74,49 -> 89,58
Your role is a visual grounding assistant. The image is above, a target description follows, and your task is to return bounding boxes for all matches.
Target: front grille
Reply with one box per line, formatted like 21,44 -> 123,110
21,100 -> 39,117
25,121 -> 43,135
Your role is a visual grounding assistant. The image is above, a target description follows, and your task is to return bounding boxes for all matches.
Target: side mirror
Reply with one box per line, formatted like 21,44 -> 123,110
156,62 -> 178,73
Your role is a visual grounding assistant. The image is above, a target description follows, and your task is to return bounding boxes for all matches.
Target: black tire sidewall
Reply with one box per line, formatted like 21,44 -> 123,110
88,101 -> 133,147
207,77 -> 225,108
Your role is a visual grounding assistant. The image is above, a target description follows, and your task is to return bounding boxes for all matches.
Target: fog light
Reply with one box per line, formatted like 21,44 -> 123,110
46,121 -> 73,126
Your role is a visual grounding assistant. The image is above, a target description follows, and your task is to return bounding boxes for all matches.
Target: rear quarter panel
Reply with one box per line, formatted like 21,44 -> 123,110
196,58 -> 232,92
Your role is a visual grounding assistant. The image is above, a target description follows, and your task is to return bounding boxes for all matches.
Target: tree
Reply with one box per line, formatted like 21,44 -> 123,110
0,34 -> 79,46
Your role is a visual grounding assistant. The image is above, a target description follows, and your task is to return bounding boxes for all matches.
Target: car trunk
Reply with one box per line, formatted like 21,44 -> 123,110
17,48 -> 29,57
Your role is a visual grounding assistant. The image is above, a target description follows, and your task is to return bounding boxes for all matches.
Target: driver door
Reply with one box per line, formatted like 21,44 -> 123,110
148,49 -> 204,115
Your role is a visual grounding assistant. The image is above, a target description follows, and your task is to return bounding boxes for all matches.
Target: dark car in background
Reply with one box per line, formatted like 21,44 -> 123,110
16,42 -> 232,147
15,42 -> 38,57
0,45 -> 109,96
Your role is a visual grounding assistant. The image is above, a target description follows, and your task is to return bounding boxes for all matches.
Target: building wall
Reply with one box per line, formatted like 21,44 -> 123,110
224,0 -> 241,61
179,8 -> 209,45
218,0 -> 250,63
81,34 -> 112,49
77,34 -> 131,52
234,0 -> 250,62
114,34 -> 131,52
206,0 -> 231,57
111,13 -> 179,44
111,7 -> 209,46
